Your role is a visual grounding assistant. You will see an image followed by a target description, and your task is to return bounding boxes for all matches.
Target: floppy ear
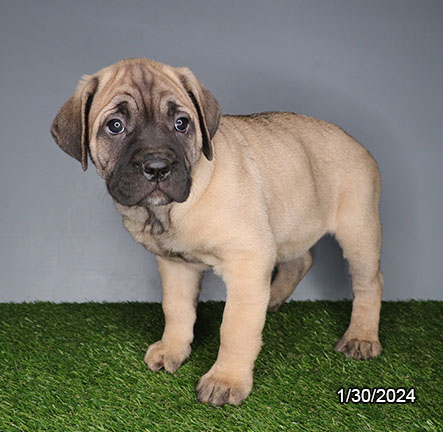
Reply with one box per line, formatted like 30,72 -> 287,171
50,75 -> 99,171
176,67 -> 221,161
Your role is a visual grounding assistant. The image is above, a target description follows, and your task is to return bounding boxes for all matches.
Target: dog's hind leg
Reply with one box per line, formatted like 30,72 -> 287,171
333,172 -> 383,360
267,250 -> 313,312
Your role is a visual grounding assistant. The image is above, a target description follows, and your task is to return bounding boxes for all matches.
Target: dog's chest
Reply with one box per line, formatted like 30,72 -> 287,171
119,204 -> 204,265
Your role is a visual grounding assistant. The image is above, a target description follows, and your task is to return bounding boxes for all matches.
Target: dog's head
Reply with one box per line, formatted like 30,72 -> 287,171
51,58 -> 221,207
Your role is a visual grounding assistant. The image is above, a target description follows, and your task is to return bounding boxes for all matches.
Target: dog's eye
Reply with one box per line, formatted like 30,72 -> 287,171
106,119 -> 125,135
174,117 -> 189,132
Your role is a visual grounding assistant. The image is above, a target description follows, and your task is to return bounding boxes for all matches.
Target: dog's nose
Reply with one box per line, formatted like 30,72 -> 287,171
142,158 -> 171,182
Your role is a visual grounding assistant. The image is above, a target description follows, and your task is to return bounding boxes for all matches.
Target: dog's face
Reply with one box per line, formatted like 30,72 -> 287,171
51,58 -> 221,207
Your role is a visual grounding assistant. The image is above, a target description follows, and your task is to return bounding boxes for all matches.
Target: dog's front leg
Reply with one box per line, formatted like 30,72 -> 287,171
196,256 -> 273,406
144,256 -> 202,373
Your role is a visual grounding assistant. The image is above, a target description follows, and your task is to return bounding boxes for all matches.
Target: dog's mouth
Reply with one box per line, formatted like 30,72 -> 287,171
137,184 -> 173,207
107,166 -> 191,208
141,167 -> 192,206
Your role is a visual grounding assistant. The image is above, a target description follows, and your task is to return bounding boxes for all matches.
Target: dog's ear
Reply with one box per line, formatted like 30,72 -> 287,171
51,75 -> 99,171
176,67 -> 221,161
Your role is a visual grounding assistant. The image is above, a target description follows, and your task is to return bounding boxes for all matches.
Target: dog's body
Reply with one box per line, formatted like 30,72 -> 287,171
51,58 -> 383,406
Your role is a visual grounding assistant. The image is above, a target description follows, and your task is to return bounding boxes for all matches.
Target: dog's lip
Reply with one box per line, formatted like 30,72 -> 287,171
136,182 -> 190,206
150,186 -> 166,198
134,184 -> 169,205
112,166 -> 190,207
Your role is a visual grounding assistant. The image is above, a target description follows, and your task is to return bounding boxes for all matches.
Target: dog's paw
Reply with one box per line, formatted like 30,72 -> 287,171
196,368 -> 252,406
144,340 -> 191,373
267,298 -> 283,313
334,336 -> 382,360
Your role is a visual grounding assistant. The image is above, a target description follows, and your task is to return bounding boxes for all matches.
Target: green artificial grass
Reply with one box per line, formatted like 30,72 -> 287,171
0,301 -> 441,431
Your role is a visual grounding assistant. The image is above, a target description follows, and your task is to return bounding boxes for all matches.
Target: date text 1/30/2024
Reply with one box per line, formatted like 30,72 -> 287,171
337,388 -> 416,404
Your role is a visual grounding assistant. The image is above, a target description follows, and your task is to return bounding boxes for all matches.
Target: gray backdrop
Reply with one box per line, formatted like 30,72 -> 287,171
1,0 -> 442,302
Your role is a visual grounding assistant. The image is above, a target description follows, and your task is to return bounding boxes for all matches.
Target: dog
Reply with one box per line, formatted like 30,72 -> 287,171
51,58 -> 383,406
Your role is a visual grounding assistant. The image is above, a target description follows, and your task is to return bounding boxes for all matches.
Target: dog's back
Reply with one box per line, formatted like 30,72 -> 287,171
216,112 -> 380,249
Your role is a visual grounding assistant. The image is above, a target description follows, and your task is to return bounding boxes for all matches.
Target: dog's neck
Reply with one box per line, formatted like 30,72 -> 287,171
146,205 -> 171,235
114,201 -> 171,237
183,147 -> 216,206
